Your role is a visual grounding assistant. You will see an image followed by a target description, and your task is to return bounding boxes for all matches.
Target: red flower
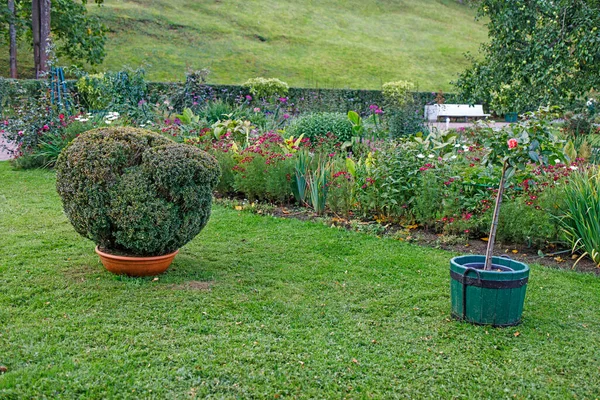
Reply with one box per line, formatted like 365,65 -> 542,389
507,138 -> 518,149
59,113 -> 65,120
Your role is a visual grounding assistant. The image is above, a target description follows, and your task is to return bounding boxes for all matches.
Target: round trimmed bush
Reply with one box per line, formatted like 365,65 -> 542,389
287,112 -> 353,143
56,127 -> 220,256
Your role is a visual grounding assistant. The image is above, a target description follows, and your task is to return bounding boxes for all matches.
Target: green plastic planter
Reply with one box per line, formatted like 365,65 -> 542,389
450,255 -> 529,327
505,112 -> 518,123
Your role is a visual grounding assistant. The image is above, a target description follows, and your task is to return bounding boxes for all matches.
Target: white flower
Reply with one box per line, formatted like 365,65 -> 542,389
417,154 -> 425,159
451,155 -> 457,159
570,166 -> 578,170
462,145 -> 470,152
454,144 -> 461,148
105,120 -> 112,125
428,154 -> 434,159
555,159 -> 561,164
79,118 -> 89,122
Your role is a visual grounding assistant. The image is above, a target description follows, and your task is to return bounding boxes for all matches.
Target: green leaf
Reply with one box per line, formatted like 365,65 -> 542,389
528,151 -> 539,162
347,111 -> 360,126
564,141 -> 577,162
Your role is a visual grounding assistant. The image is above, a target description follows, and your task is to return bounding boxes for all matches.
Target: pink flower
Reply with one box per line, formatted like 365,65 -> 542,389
42,124 -> 50,131
507,138 -> 518,149
283,114 -> 290,119
253,107 -> 261,113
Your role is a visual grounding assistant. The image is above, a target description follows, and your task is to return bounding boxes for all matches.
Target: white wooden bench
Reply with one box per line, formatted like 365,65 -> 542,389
424,104 -> 490,129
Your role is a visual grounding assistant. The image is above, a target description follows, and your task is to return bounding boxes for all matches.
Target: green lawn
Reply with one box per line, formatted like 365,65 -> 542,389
1,161 -> 599,398
0,0 -> 487,90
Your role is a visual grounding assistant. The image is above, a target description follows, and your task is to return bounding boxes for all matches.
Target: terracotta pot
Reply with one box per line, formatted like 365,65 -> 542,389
95,246 -> 178,277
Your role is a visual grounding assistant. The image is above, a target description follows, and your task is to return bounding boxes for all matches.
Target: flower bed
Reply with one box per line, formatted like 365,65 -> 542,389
1,71 -> 600,264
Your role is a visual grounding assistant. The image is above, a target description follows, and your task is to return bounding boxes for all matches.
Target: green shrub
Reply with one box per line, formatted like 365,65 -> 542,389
495,192 -> 563,248
287,112 -> 353,143
233,155 -> 294,203
243,77 -> 289,101
382,81 -> 415,109
199,100 -> 237,124
413,169 -> 446,228
75,74 -> 111,110
211,150 -> 236,195
56,127 -> 220,256
388,104 -> 429,138
562,113 -> 594,137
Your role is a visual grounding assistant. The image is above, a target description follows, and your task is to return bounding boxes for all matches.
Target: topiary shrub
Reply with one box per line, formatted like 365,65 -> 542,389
287,112 -> 353,143
56,127 -> 221,256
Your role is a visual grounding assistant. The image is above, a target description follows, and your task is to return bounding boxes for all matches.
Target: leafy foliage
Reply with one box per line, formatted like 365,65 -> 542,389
243,77 -> 289,101
287,112 -> 353,143
75,73 -> 111,110
382,80 -> 415,109
480,107 -> 566,176
51,0 -> 107,66
455,0 -> 600,112
0,0 -> 107,67
55,127 -> 220,256
388,103 -> 429,138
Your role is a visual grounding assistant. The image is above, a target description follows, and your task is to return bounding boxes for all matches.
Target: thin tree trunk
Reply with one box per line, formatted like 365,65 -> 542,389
32,0 -> 51,78
8,0 -> 17,78
484,160 -> 508,270
32,0 -> 40,77
40,0 -> 51,75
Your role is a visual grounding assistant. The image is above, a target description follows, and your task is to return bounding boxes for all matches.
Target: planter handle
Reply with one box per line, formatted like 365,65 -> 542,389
460,268 -> 481,320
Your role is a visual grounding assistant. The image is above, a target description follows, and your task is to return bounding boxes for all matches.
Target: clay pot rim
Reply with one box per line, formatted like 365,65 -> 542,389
95,246 -> 179,261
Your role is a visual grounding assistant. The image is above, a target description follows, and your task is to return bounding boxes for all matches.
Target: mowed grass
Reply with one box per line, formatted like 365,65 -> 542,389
0,0 -> 486,90
1,161 -> 599,398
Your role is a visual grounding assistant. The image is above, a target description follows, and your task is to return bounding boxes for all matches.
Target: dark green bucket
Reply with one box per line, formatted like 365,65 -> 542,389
450,255 -> 529,327
504,112 -> 518,123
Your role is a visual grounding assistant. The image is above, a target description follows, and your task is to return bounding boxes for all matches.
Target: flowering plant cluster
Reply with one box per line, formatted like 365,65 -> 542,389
3,71 -> 596,258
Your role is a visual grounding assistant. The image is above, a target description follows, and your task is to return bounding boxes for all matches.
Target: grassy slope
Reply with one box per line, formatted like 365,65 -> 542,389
1,161 -> 599,398
0,0 -> 486,90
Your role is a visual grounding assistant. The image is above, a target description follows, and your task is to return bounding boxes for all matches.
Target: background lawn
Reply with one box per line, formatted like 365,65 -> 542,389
1,161 -> 599,398
0,0 -> 487,90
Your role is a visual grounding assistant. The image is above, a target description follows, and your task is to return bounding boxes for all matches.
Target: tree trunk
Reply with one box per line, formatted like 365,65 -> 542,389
484,160 -> 508,270
8,0 -> 17,78
32,0 -> 51,78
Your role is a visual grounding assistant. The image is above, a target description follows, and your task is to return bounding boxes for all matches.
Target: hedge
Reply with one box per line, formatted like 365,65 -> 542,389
0,78 -> 467,116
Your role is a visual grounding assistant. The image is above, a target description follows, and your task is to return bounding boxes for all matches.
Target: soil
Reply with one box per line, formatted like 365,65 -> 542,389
222,201 -> 600,275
